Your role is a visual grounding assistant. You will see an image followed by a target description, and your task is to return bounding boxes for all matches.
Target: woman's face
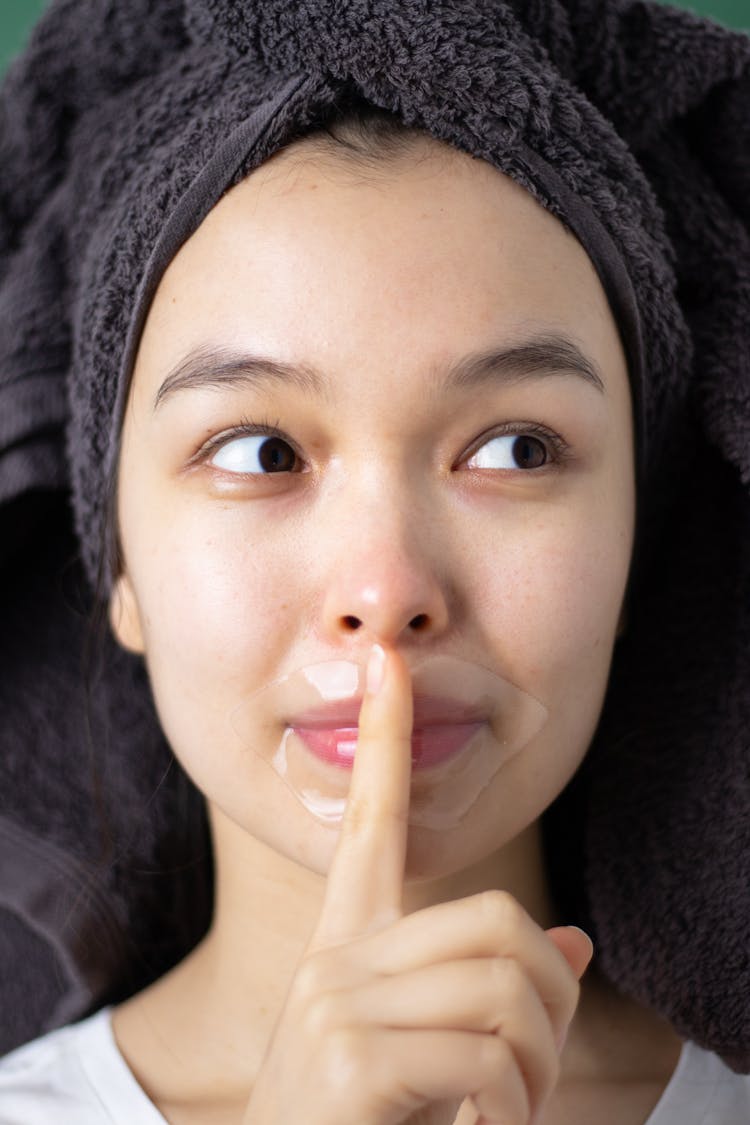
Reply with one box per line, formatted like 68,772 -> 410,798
110,138 -> 635,880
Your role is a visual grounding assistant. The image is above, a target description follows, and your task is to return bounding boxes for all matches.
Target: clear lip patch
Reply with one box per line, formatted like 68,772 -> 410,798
229,655 -> 548,831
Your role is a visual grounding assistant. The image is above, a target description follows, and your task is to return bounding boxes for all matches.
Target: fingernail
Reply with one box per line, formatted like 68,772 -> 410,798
366,644 -> 386,695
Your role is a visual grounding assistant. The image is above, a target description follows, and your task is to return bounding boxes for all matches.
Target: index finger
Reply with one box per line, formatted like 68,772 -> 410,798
308,644 -> 414,950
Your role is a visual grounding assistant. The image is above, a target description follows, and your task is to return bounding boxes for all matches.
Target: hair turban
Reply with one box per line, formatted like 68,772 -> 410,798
0,0 -> 748,1071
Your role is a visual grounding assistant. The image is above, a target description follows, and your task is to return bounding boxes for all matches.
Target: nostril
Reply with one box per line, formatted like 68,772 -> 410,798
338,613 -> 430,633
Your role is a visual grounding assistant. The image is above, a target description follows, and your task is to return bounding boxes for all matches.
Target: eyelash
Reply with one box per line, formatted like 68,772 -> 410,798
462,421 -> 572,469
190,414 -> 572,473
189,414 -> 294,465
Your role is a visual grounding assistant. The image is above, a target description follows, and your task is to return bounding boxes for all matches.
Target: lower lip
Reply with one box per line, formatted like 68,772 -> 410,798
291,723 -> 485,770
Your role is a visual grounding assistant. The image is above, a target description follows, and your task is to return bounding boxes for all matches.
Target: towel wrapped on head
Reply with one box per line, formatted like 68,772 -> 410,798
0,0 -> 748,1069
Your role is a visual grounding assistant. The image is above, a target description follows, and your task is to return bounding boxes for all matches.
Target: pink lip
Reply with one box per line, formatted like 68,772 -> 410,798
288,694 -> 489,729
291,721 -> 486,770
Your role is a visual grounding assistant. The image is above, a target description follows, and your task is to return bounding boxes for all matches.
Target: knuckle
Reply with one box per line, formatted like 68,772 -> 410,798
340,795 -> 370,834
478,1030 -> 512,1072
344,795 -> 409,836
479,888 -> 523,934
294,953 -> 329,1003
491,956 -> 527,1003
320,1026 -> 371,1090
304,991 -> 344,1038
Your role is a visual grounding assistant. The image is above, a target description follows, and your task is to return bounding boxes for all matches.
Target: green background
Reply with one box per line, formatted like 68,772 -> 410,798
0,0 -> 748,72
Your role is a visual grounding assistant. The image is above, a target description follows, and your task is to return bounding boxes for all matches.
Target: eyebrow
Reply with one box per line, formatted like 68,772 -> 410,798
152,331 -> 605,412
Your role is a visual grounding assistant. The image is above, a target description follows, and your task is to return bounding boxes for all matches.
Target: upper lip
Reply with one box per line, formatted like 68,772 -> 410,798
288,695 -> 490,729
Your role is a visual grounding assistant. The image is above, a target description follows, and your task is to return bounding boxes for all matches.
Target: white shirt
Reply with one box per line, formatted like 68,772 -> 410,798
1,1007 -> 749,1123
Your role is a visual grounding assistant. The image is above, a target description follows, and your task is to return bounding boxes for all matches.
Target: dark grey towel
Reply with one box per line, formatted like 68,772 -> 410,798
0,0 -> 748,1070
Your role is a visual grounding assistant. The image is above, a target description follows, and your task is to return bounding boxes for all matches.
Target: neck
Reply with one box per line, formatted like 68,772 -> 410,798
112,808 -> 684,1115
213,805 -> 552,1054
113,806 -> 559,1104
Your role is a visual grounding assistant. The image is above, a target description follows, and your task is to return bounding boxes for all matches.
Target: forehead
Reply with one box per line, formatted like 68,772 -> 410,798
129,138 -> 627,405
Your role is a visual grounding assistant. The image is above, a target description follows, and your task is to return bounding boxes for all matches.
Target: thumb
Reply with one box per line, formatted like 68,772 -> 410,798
546,925 -> 595,980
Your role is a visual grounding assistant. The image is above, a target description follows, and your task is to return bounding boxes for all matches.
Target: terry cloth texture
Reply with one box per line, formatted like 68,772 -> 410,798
0,0 -> 748,1070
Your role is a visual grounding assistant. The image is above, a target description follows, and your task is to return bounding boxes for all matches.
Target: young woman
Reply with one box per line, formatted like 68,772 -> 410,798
0,2 -> 748,1123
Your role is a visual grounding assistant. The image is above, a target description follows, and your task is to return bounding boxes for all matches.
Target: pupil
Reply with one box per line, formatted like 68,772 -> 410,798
513,435 -> 546,469
259,438 -> 295,472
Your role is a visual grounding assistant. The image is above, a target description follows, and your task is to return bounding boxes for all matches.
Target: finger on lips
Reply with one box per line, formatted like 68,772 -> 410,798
301,643 -> 590,1123
308,644 -> 414,950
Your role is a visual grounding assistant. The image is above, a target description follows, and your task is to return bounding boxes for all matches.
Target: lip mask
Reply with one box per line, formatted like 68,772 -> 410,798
229,656 -> 548,831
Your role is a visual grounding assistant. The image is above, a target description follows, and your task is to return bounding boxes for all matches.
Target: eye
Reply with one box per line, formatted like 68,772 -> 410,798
466,432 -> 550,471
209,433 -> 299,474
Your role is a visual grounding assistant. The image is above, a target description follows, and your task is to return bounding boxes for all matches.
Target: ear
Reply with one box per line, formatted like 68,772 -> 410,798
108,571 -> 146,654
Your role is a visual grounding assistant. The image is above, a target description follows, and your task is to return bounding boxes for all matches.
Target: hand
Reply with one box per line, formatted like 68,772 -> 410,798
243,645 -> 593,1125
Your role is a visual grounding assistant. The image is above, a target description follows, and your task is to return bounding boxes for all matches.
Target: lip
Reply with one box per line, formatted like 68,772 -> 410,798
291,718 -> 487,771
232,655 -> 548,827
287,694 -> 491,729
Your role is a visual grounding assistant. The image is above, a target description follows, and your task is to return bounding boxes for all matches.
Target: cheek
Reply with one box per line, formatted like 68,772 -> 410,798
523,531 -> 626,770
128,507 -> 302,757
426,503 -> 634,870
472,497 -> 633,715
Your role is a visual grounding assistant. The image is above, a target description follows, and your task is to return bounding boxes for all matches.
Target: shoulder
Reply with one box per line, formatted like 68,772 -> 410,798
650,1040 -> 750,1124
0,1009 -> 109,1123
0,1008 -> 164,1124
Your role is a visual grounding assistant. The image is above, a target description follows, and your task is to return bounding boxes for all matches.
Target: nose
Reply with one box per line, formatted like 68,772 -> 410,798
319,501 -> 452,648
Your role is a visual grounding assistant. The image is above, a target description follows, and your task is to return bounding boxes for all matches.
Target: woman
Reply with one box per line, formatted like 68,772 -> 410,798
0,1 -> 748,1122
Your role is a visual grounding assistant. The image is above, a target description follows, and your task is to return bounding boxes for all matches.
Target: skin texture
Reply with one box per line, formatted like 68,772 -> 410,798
108,139 -> 681,1123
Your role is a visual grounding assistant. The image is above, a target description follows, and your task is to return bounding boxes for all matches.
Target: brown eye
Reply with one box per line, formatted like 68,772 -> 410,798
257,437 -> 297,472
466,432 -> 550,471
209,434 -> 299,474
511,435 -> 547,469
